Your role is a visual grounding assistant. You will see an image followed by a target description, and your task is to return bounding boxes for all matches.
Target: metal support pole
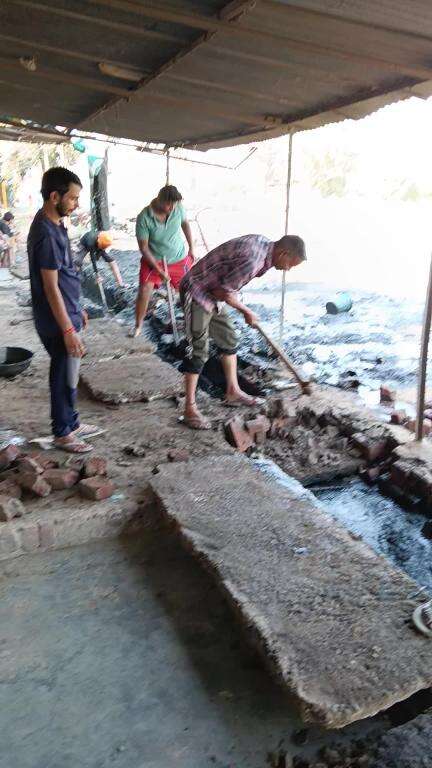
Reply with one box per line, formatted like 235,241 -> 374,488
166,148 -> 170,184
415,254 -> 432,441
279,131 -> 293,342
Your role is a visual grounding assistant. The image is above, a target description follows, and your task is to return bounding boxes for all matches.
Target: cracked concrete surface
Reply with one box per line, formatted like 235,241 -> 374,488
152,455 -> 432,728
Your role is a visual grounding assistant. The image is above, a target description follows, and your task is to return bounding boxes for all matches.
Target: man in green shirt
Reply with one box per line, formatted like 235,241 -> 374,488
133,185 -> 194,337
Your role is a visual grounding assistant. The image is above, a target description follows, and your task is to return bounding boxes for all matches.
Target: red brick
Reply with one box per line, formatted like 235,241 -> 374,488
351,433 -> 389,463
360,466 -> 382,485
390,410 -> 408,426
64,456 -> 86,473
407,418 -> 432,435
79,477 -> 115,501
410,467 -> 432,500
27,451 -> 59,470
245,415 -> 271,445
42,468 -> 79,490
225,417 -> 253,452
380,384 -> 396,404
0,496 -> 25,522
82,456 -> 108,478
0,479 -> 22,499
390,460 -> 412,490
269,417 -> 286,437
167,449 -> 190,462
16,457 -> 44,475
0,444 -> 21,471
17,472 -> 52,497
38,522 -> 55,549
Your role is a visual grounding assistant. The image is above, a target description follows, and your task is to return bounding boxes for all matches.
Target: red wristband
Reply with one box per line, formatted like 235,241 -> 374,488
63,326 -> 75,336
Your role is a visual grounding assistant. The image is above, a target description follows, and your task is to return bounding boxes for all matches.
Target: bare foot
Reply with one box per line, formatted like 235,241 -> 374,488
129,326 -> 141,339
182,405 -> 211,430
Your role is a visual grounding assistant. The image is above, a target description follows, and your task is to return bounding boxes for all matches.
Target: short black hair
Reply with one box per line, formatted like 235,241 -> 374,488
157,185 -> 182,204
3,211 -> 14,221
41,167 -> 82,202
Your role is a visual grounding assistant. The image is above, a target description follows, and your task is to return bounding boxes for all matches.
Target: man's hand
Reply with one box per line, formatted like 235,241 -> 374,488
188,249 -> 195,263
81,309 -> 89,329
160,270 -> 171,285
64,330 -> 85,358
243,308 -> 258,327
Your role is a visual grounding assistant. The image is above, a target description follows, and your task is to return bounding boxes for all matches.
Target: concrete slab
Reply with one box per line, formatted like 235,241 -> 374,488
80,354 -> 182,403
151,455 -> 432,729
82,318 -> 155,363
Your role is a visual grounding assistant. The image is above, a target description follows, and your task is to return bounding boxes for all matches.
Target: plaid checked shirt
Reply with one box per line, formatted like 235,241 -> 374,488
180,234 -> 274,313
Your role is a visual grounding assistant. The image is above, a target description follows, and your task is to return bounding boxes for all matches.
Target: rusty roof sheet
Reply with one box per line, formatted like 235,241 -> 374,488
1,0 -> 432,148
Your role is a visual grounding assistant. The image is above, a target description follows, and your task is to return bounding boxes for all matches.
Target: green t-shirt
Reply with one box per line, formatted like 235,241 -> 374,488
135,203 -> 187,265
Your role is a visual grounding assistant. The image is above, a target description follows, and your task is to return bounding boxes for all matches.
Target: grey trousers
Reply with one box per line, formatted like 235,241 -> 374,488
181,300 -> 238,374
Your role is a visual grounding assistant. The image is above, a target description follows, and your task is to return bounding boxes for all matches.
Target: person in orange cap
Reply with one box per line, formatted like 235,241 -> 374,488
73,230 -> 126,287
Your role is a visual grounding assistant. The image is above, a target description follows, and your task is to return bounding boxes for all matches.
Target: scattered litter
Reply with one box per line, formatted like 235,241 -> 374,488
123,443 -> 146,457
293,546 -> 309,556
272,380 -> 298,391
27,437 -> 53,450
110,493 -> 125,502
0,429 -> 27,450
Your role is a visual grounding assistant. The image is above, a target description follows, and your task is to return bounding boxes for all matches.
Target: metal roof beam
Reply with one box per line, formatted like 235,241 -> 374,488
0,30 -> 362,92
0,32 -> 151,73
0,55 -> 277,127
262,0 -> 432,46
5,0 -> 182,44
0,56 -> 133,96
85,0 -> 432,81
77,0 -> 258,129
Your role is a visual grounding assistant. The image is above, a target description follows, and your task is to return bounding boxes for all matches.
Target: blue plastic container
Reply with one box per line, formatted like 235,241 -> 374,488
326,292 -> 353,315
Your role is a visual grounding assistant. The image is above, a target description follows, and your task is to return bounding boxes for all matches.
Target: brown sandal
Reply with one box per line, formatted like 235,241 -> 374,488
53,437 -> 94,454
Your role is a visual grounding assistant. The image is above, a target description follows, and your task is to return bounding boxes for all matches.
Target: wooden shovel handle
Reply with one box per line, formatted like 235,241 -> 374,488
254,321 -> 309,390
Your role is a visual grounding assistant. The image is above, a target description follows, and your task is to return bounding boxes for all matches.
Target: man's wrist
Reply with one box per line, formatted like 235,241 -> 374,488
63,326 -> 75,336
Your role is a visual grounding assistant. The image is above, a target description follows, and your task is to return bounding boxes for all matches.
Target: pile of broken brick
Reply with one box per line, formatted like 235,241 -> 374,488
224,393 -> 432,514
0,442 -> 115,523
381,383 -> 432,435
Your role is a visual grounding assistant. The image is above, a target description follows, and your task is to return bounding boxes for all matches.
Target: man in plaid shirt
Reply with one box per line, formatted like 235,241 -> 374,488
179,233 -> 306,429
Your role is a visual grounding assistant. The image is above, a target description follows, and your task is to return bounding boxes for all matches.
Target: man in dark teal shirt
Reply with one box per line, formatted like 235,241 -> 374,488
28,167 -> 101,453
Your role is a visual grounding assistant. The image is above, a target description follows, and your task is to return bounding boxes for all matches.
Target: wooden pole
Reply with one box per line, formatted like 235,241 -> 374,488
166,148 -> 170,185
415,254 -> 432,441
279,131 -> 293,342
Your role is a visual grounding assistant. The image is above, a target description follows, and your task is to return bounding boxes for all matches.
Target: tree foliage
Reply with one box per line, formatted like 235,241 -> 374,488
0,141 -> 79,199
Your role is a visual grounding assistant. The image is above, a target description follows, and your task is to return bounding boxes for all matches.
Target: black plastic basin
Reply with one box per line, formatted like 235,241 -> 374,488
0,347 -> 33,377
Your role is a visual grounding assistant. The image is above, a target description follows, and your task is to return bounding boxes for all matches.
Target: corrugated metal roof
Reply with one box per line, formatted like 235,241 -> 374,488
1,0 -> 432,148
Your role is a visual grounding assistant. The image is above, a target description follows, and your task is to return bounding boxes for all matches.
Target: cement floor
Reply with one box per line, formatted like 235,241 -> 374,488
0,533 -> 389,768
0,534 -> 302,768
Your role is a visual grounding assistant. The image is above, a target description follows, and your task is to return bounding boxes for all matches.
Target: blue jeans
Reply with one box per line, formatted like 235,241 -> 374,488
39,334 -> 80,438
